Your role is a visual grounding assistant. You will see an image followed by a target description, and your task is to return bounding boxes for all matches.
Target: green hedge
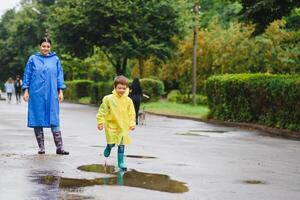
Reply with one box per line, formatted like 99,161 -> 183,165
140,78 -> 164,101
206,73 -> 300,131
90,81 -> 113,105
64,78 -> 164,105
167,90 -> 208,105
64,80 -> 93,101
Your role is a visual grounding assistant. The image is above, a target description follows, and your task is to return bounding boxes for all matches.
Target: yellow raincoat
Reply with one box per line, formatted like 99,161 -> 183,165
96,88 -> 136,145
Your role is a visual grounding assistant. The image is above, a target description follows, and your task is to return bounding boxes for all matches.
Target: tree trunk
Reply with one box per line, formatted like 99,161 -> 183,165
115,57 -> 127,75
138,58 -> 144,78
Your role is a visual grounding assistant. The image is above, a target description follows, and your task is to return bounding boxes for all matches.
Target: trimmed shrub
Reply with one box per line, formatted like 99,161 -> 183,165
167,90 -> 208,105
206,73 -> 300,131
90,81 -> 113,105
140,78 -> 164,101
167,90 -> 181,103
64,80 -> 93,101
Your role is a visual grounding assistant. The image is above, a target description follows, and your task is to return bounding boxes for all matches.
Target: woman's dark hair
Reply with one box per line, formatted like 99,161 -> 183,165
39,37 -> 52,46
130,77 -> 142,95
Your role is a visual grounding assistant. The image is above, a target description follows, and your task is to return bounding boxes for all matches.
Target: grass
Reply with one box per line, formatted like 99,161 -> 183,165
78,97 -> 91,105
142,101 -> 210,119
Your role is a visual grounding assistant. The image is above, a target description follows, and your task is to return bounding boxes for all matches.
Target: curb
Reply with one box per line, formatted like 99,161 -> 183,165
146,111 -> 300,140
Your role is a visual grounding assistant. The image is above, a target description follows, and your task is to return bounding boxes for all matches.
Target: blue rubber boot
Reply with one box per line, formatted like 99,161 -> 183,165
118,145 -> 127,171
104,144 -> 115,157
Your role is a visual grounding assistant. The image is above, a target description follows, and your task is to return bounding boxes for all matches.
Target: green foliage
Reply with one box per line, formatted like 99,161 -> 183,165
167,90 -> 181,103
64,80 -> 93,101
161,19 -> 300,95
167,90 -> 208,105
237,0 -> 300,33
90,82 -> 113,105
140,78 -> 165,101
206,73 -> 300,131
49,0 -> 182,75
61,48 -> 115,81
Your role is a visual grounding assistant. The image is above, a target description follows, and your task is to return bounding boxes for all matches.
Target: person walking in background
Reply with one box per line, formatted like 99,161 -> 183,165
22,37 -> 69,155
14,75 -> 22,104
129,77 -> 149,125
97,75 -> 136,171
4,77 -> 14,104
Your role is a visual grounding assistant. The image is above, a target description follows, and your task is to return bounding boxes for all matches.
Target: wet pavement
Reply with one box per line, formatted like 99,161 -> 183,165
0,98 -> 300,200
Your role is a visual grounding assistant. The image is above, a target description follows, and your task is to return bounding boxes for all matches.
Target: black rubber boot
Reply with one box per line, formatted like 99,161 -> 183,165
34,128 -> 45,154
53,131 -> 69,155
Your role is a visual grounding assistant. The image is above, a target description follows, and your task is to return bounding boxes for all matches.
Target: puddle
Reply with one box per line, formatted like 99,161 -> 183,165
189,130 -> 227,133
242,180 -> 267,185
177,130 -> 232,138
38,164 -> 188,193
125,155 -> 157,159
90,145 -> 106,148
0,153 -> 17,157
176,133 -> 210,137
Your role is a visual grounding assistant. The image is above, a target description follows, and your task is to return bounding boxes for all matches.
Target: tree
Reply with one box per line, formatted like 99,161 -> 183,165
237,0 -> 300,33
49,0 -> 182,76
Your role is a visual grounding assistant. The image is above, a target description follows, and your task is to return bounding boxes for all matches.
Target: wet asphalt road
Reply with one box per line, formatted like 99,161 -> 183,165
0,97 -> 299,200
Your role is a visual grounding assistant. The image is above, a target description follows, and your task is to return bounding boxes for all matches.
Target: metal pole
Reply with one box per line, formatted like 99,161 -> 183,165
192,3 -> 199,106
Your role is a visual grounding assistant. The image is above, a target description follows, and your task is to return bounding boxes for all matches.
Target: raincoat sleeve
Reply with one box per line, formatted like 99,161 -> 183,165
57,58 -> 66,90
96,96 -> 110,124
22,57 -> 33,90
128,99 -> 136,127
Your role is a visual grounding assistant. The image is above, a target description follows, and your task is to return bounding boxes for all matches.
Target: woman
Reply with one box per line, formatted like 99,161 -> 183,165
14,75 -> 22,104
22,37 -> 69,155
4,77 -> 14,103
129,77 -> 149,125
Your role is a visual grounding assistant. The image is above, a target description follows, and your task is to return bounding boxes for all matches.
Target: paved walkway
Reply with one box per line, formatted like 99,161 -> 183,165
0,97 -> 299,200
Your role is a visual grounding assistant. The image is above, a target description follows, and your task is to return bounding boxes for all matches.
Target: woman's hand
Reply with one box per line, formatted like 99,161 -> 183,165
58,90 -> 64,102
23,89 -> 29,102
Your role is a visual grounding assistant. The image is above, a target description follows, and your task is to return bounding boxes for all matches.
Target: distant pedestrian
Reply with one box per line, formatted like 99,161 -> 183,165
14,75 -> 22,104
129,77 -> 149,125
4,77 -> 14,103
96,75 -> 136,171
22,37 -> 69,155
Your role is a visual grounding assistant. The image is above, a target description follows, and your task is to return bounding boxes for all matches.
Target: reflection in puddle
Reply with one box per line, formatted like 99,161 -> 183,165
125,155 -> 157,159
38,164 -> 188,193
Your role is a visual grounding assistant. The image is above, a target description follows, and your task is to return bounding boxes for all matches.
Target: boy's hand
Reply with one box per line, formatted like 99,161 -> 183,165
129,125 -> 135,131
97,123 -> 104,131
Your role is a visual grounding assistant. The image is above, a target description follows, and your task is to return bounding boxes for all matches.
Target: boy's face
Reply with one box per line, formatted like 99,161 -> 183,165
115,84 -> 127,96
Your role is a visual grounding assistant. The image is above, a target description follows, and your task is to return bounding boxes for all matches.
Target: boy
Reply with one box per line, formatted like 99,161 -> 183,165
97,75 -> 136,171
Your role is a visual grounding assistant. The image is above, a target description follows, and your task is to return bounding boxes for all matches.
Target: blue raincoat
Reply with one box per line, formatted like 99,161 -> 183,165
22,52 -> 66,128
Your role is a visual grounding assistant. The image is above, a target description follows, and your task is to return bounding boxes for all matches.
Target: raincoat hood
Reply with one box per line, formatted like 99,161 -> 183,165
35,52 -> 57,57
112,88 -> 130,98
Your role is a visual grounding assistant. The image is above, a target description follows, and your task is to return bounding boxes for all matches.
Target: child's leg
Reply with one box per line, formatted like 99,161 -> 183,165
51,126 -> 69,155
34,127 -> 45,154
104,144 -> 115,157
117,144 -> 127,171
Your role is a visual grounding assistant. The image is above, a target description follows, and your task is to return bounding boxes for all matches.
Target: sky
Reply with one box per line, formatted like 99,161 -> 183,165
0,0 -> 20,17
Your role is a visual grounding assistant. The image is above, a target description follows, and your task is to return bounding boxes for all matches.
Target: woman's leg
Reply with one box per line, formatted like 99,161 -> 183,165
133,100 -> 140,125
7,93 -> 12,102
51,126 -> 69,155
34,127 -> 45,154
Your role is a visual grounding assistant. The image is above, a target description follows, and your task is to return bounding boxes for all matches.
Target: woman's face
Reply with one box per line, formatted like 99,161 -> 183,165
40,42 -> 51,56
